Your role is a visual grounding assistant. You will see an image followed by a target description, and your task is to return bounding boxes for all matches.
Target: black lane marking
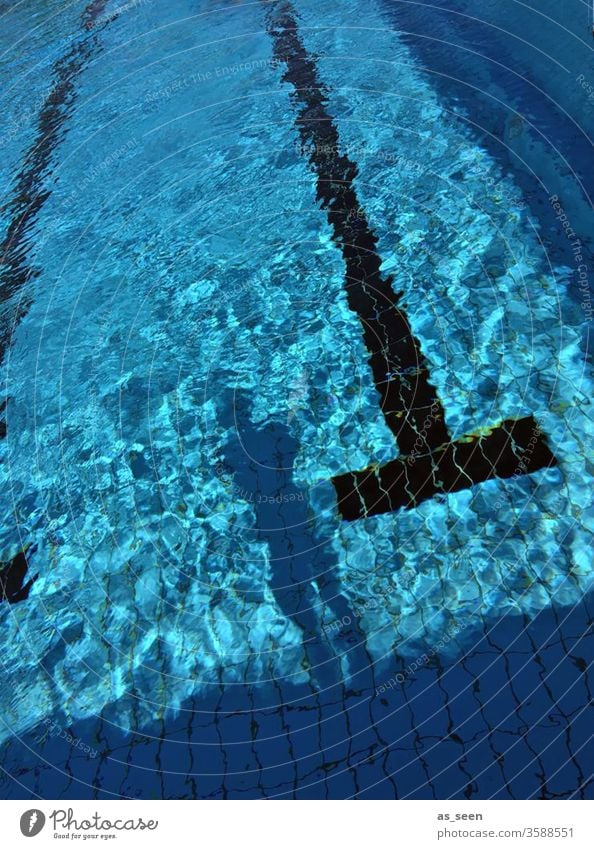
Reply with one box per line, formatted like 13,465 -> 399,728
0,397 -> 7,438
265,0 -> 449,457
0,2 -> 114,597
0,0 -> 113,366
333,415 -> 557,520
0,546 -> 38,604
265,1 -> 557,520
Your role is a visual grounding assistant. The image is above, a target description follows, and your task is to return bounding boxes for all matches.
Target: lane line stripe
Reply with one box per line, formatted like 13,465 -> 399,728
264,0 -> 558,521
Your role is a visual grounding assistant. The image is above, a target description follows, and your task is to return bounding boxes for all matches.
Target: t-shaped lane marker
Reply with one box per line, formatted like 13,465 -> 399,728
265,0 -> 557,520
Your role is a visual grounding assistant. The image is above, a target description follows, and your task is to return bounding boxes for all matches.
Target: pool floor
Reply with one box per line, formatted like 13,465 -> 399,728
0,0 -> 593,799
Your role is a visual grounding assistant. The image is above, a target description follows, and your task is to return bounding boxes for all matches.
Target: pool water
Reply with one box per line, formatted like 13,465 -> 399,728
0,0 -> 593,798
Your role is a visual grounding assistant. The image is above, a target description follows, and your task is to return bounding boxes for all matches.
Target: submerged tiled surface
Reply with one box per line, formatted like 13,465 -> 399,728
0,0 -> 592,798
1,597 -> 593,799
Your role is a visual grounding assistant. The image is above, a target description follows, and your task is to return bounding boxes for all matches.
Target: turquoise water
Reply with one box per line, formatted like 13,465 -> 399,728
0,0 -> 593,798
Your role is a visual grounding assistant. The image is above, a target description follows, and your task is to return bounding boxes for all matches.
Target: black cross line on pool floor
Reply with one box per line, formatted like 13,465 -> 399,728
264,0 -> 557,520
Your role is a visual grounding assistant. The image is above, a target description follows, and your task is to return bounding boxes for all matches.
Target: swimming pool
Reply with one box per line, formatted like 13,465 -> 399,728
0,0 -> 593,799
